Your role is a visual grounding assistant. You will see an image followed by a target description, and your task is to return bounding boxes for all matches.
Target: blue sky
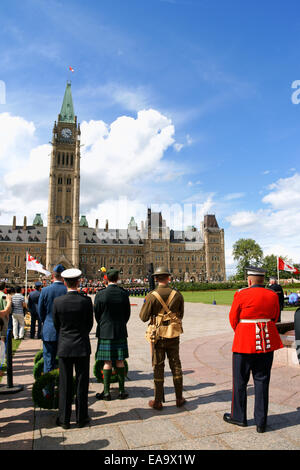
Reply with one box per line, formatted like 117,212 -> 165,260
1,0 -> 300,275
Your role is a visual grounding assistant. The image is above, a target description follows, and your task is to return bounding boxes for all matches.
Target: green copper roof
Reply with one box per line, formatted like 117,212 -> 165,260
59,82 -> 75,123
33,214 -> 43,226
79,215 -> 89,227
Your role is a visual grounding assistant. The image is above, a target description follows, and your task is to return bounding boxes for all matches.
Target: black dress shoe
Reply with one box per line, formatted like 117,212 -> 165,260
96,391 -> 111,401
118,391 -> 129,400
223,413 -> 247,427
56,417 -> 70,430
77,417 -> 91,428
256,425 -> 266,433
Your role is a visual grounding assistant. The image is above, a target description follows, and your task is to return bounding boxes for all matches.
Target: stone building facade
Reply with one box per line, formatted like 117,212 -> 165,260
0,84 -> 226,284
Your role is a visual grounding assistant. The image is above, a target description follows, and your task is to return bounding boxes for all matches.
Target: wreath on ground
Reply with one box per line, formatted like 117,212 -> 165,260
93,359 -> 128,384
32,369 -> 76,410
34,349 -> 44,365
33,357 -> 59,381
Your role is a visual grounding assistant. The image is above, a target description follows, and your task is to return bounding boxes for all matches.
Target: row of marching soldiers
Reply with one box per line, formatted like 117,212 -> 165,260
0,264 -> 285,432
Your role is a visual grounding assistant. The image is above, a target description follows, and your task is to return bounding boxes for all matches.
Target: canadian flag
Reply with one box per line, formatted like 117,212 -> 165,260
278,256 -> 300,275
69,66 -> 75,73
26,253 -> 51,277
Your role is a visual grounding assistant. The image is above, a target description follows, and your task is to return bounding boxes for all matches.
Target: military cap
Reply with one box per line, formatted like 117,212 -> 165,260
152,266 -> 171,277
35,281 -> 42,288
246,266 -> 266,276
53,264 -> 65,274
61,268 -> 82,279
107,268 -> 119,281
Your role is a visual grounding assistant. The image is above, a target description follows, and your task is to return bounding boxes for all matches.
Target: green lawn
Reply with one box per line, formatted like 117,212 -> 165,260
181,290 -> 235,305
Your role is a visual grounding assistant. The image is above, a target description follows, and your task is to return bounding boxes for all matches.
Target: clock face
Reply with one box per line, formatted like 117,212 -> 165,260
61,128 -> 72,139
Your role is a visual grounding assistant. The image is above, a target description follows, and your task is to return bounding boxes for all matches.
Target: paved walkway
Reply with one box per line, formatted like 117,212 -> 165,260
0,299 -> 299,450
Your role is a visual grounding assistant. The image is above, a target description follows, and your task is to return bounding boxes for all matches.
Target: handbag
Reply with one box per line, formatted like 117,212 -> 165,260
145,290 -> 183,344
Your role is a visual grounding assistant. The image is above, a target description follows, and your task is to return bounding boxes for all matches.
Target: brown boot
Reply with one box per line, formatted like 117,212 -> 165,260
148,400 -> 163,410
176,397 -> 186,407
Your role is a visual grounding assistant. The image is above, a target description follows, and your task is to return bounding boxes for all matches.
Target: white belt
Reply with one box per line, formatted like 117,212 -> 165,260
239,319 -> 272,323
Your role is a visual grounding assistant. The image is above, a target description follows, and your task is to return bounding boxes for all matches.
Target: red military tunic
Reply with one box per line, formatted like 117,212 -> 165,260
229,285 -> 283,354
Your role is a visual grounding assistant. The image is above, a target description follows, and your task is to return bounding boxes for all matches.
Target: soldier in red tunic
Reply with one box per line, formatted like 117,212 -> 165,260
223,266 -> 283,433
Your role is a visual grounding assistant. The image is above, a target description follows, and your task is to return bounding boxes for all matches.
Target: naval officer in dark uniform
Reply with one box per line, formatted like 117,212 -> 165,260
224,266 -> 283,433
53,268 -> 94,429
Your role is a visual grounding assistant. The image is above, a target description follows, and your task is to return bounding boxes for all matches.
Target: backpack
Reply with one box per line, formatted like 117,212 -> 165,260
145,290 -> 183,344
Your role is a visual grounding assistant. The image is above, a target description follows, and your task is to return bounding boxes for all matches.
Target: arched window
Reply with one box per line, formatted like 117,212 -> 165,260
59,232 -> 67,248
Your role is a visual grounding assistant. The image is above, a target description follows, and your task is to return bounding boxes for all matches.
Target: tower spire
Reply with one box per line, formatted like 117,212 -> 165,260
59,81 -> 75,123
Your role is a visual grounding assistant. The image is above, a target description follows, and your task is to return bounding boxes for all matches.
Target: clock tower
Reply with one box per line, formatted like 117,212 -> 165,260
46,81 -> 81,271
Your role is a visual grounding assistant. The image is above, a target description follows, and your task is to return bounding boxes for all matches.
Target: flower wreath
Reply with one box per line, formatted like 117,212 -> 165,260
32,369 -> 76,410
34,349 -> 44,365
33,357 -> 59,381
93,359 -> 128,384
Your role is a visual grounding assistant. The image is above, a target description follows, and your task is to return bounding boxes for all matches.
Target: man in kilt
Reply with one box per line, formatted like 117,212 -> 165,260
94,269 -> 131,400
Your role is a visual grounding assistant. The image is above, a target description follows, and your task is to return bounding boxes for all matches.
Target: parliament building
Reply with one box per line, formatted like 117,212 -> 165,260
0,84 -> 226,283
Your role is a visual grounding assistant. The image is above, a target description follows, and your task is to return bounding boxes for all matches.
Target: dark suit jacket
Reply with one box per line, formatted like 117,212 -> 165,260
38,281 -> 67,341
94,284 -> 130,340
267,283 -> 284,310
53,291 -> 94,357
28,289 -> 41,317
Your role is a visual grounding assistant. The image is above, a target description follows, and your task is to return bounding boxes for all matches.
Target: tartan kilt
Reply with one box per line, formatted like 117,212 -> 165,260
96,338 -> 129,362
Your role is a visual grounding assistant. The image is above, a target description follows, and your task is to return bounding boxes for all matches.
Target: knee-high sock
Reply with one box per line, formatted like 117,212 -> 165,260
116,367 -> 125,393
103,369 -> 112,394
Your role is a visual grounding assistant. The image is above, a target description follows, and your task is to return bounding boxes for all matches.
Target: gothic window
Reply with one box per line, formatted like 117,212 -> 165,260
62,153 -> 65,165
70,154 -> 74,166
66,178 -> 72,185
57,153 -> 60,165
59,232 -> 67,248
66,154 -> 69,166
58,177 -> 63,185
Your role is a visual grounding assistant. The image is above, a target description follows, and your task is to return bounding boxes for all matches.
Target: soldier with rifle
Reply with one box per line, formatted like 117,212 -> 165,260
139,266 -> 185,410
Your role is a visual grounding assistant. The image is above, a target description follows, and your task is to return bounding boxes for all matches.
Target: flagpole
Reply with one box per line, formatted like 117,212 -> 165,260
25,252 -> 28,300
277,256 -> 280,284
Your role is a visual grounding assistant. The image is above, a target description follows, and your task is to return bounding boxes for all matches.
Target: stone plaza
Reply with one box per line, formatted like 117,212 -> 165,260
0,298 -> 299,451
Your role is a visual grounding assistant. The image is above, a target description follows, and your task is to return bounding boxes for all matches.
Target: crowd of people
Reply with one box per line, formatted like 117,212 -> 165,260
0,265 -> 296,434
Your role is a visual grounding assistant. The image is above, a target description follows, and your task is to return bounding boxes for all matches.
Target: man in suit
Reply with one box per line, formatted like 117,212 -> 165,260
223,266 -> 283,433
38,265 -> 67,375
53,268 -> 93,429
28,281 -> 43,339
94,269 -> 130,401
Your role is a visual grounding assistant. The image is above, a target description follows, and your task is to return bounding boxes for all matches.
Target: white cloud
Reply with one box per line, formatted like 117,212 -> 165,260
0,108 -> 180,226
226,173 -> 300,262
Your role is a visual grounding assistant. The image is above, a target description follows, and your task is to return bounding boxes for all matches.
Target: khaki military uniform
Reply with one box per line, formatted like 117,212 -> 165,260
139,285 -> 184,402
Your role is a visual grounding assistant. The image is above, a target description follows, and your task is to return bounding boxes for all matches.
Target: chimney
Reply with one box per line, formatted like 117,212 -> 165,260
12,216 -> 16,230
105,219 -> 109,232
95,219 -> 99,229
23,216 -> 27,230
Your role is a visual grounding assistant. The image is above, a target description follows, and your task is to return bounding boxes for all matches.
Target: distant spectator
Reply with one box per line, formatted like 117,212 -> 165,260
28,282 -> 43,339
289,292 -> 299,305
12,286 -> 27,340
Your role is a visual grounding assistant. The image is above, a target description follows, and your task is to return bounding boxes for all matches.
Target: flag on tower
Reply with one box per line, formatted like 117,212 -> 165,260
278,256 -> 300,274
26,253 -> 51,276
69,66 -> 75,73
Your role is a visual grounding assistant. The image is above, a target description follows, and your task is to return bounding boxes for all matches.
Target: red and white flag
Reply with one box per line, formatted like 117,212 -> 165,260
26,253 -> 51,277
69,66 -> 75,73
278,256 -> 300,275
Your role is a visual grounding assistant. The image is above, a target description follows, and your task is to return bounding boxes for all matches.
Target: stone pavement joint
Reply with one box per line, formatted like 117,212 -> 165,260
0,299 -> 299,450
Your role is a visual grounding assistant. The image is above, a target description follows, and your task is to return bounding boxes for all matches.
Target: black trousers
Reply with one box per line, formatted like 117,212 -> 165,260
30,312 -> 42,338
231,352 -> 274,427
58,356 -> 90,424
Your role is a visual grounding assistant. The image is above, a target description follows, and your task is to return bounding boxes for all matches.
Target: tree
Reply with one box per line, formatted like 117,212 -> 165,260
261,254 -> 277,279
232,238 -> 263,280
